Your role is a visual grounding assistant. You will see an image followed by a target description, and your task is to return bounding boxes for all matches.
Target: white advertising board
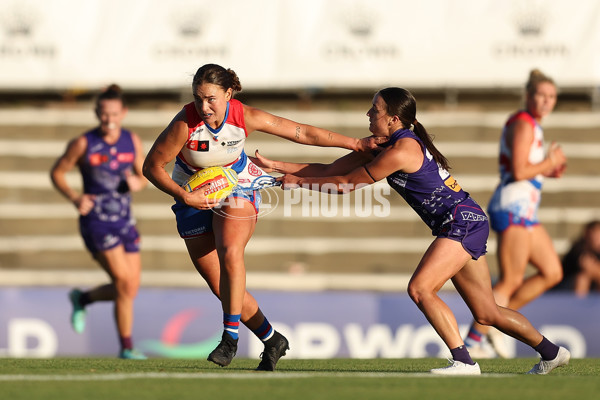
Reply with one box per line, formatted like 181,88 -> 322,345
0,0 -> 598,91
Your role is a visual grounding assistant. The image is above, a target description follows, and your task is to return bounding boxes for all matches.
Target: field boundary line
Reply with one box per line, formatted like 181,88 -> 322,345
0,371 -> 515,381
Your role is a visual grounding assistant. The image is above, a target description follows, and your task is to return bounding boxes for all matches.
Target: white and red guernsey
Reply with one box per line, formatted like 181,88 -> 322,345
172,99 -> 247,186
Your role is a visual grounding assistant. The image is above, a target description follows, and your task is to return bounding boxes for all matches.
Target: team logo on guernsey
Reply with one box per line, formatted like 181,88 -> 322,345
248,163 -> 262,177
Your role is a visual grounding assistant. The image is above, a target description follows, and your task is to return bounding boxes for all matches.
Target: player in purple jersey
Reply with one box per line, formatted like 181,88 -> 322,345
253,87 -> 569,375
50,85 -> 148,359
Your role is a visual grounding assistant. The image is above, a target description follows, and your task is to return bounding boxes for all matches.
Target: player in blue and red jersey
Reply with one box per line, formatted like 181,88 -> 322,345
255,87 -> 570,375
51,85 -> 148,359
464,70 -> 568,359
143,64 -> 384,370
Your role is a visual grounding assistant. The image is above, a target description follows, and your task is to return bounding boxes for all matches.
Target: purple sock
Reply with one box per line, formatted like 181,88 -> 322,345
120,336 -> 133,351
534,337 -> 559,360
451,345 -> 475,365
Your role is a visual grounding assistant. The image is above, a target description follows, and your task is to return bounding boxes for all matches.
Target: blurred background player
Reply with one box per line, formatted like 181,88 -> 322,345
557,220 -> 600,297
254,87 -> 570,375
464,69 -> 568,358
50,84 -> 148,359
142,63 -> 382,370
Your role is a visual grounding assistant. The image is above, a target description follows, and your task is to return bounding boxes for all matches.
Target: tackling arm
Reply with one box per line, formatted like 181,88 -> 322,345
252,149 -> 374,177
279,138 -> 420,193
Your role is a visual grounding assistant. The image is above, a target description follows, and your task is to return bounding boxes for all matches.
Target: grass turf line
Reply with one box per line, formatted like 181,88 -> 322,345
0,358 -> 597,400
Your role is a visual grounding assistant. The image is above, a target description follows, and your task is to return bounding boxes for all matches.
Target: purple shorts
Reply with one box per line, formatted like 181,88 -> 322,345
436,201 -> 489,260
79,217 -> 140,254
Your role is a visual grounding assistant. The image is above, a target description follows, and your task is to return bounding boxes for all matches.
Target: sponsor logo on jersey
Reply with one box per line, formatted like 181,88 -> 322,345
460,211 -> 487,222
221,139 -> 242,147
117,152 -> 135,163
444,176 -> 462,192
187,140 -> 209,152
89,153 -> 109,166
102,234 -> 119,248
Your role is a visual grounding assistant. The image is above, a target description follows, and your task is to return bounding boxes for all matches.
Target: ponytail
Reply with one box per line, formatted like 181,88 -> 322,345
378,87 -> 450,171
413,121 -> 450,171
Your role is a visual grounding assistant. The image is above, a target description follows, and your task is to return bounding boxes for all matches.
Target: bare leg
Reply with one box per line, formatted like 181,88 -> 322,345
470,225 -> 562,346
471,226 -> 531,336
452,256 -> 543,347
212,200 -> 257,317
407,238 -> 475,349
507,225 -> 563,309
185,234 -> 267,330
95,245 -> 142,339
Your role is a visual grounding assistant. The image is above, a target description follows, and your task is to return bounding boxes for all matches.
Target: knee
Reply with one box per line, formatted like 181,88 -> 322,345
545,267 -> 563,287
114,275 -> 140,299
407,281 -> 433,307
217,245 -> 245,269
472,308 -> 501,327
473,314 -> 496,327
498,274 -> 524,292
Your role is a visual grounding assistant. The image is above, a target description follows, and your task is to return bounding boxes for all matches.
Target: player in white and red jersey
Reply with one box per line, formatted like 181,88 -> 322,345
464,69 -> 568,359
143,63 -> 383,370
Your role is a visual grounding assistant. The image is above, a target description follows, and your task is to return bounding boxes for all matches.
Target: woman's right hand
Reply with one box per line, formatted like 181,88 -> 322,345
546,142 -> 567,177
182,186 -> 222,210
74,194 -> 96,216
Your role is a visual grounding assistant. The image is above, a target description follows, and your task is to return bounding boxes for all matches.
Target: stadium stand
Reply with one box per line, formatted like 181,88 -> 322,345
1,92 -> 599,287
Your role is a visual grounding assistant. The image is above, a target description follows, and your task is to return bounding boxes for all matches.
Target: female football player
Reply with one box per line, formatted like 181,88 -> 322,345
50,85 -> 148,359
253,87 -> 570,375
142,63 -> 383,370
464,69 -> 568,358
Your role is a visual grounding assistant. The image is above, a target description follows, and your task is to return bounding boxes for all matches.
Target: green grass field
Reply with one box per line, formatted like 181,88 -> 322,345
1,357 -> 598,400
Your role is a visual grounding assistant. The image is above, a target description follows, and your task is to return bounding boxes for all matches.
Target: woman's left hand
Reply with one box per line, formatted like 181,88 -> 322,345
249,150 -> 276,173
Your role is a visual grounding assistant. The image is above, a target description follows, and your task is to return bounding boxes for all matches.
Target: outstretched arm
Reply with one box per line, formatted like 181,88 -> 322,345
243,105 -> 386,152
278,137 -> 422,193
250,149 -> 374,177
